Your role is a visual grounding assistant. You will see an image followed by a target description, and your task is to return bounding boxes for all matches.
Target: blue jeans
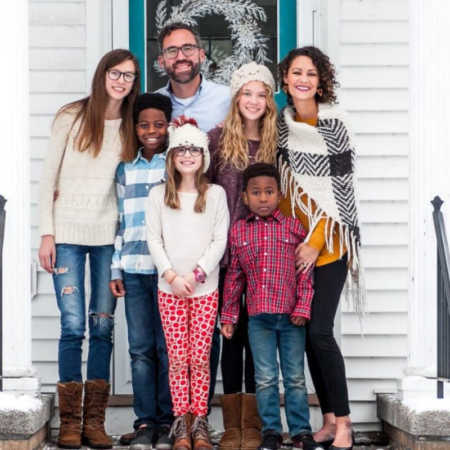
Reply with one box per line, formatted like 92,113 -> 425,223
248,314 -> 311,437
53,244 -> 116,382
123,273 -> 173,429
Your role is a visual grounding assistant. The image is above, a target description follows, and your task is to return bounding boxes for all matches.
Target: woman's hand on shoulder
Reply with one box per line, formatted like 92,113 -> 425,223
295,242 -> 320,273
171,276 -> 193,297
39,235 -> 56,273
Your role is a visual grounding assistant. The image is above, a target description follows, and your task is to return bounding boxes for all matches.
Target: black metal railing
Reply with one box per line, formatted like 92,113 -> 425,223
431,196 -> 450,399
0,195 -> 6,392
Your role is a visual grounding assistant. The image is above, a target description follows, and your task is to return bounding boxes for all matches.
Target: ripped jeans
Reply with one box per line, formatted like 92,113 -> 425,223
53,244 -> 116,383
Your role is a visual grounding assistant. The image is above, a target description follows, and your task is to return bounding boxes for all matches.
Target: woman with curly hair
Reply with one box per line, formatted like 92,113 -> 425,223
207,62 -> 277,450
277,47 -> 364,450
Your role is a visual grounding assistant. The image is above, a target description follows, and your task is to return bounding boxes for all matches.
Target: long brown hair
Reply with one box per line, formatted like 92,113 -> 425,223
219,83 -> 277,170
164,150 -> 209,213
57,49 -> 141,159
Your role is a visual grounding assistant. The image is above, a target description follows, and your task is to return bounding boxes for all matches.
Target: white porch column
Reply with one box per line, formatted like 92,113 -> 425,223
0,0 -> 38,392
408,0 -> 450,378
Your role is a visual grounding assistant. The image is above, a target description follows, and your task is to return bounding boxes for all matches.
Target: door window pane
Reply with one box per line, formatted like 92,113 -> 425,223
146,0 -> 278,91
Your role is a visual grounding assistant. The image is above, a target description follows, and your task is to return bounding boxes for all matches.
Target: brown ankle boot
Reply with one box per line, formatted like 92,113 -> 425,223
57,381 -> 83,449
82,379 -> 113,449
219,393 -> 241,450
171,414 -> 192,450
191,415 -> 213,450
241,394 -> 262,450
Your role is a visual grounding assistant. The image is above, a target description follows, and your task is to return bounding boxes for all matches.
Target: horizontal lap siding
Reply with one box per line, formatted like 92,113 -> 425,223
30,0 -> 87,393
336,0 -> 409,428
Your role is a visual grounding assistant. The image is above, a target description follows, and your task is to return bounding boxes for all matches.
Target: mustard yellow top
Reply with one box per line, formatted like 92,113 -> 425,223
278,115 -> 345,267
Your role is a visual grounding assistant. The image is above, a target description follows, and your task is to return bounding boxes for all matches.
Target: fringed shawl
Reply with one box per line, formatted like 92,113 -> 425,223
277,104 -> 365,313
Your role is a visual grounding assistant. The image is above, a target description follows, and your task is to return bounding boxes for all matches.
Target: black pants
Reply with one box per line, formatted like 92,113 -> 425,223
306,255 -> 350,417
219,268 -> 256,394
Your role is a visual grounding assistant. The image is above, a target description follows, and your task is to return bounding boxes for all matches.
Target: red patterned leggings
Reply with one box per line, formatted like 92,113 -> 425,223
158,289 -> 218,416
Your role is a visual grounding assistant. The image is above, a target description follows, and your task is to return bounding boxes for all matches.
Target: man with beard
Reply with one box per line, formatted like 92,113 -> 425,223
155,22 -> 230,132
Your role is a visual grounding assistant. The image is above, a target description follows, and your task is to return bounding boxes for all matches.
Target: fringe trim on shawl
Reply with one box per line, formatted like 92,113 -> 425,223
278,155 -> 366,315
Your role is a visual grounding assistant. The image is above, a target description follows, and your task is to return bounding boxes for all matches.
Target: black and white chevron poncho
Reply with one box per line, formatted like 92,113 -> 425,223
277,104 -> 365,312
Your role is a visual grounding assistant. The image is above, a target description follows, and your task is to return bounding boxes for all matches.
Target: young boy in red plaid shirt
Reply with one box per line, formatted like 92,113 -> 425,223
221,163 -> 320,450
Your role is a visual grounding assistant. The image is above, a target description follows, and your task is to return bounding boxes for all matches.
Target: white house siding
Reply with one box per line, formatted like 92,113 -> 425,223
335,0 -> 409,430
30,0 -> 88,393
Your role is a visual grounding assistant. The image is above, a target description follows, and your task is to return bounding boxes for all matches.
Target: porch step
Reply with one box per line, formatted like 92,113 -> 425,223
41,441 -> 393,449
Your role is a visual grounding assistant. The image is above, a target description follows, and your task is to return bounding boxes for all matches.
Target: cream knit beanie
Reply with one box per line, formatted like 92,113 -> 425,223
230,61 -> 276,97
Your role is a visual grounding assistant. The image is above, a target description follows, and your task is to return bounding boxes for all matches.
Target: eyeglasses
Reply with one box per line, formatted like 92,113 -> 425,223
173,146 -> 203,157
107,69 -> 136,83
162,44 -> 200,59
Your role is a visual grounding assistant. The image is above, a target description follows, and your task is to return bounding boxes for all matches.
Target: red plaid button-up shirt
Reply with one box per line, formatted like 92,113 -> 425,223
221,209 -> 314,324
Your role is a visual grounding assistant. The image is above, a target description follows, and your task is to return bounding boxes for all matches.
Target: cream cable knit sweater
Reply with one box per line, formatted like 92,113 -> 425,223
39,109 -> 122,245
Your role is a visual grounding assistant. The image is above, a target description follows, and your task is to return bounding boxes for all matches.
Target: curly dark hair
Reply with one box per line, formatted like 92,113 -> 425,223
278,46 -> 339,105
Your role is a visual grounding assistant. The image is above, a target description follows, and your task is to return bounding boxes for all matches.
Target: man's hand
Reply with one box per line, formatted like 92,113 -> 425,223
110,279 -> 126,297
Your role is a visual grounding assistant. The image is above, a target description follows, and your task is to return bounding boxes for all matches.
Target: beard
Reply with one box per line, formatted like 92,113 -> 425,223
165,59 -> 201,84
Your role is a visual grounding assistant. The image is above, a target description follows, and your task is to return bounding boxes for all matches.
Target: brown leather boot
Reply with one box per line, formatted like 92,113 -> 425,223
82,379 -> 113,449
57,381 -> 83,449
241,394 -> 262,450
219,393 -> 241,450
191,415 -> 213,450
171,414 -> 192,450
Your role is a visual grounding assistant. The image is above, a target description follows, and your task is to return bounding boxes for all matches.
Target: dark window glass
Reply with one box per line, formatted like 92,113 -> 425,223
146,0 -> 277,91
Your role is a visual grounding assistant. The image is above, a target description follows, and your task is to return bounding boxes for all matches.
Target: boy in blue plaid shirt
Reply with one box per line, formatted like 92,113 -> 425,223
110,93 -> 173,450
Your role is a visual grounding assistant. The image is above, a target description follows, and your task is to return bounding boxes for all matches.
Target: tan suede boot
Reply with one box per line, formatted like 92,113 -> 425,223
241,394 -> 262,450
57,381 -> 83,449
171,414 -> 192,450
82,379 -> 113,449
191,415 -> 213,450
219,393 -> 242,450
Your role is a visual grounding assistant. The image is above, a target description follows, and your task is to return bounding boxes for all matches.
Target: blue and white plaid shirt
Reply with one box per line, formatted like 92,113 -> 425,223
111,150 -> 166,280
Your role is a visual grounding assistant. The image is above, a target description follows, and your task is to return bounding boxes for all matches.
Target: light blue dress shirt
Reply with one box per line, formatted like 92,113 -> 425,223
156,76 -> 231,132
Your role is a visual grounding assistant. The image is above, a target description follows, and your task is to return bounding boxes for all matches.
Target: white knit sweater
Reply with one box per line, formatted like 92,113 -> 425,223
39,109 -> 122,245
146,183 -> 230,297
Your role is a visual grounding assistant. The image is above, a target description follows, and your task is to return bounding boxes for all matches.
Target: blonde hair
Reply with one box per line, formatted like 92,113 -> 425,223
164,150 -> 209,213
219,84 -> 277,170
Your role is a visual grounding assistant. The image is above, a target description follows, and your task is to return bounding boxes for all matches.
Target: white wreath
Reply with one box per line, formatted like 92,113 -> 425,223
154,0 -> 271,85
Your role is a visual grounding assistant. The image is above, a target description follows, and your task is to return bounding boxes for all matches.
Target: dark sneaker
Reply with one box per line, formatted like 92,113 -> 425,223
258,431 -> 282,450
130,426 -> 155,450
292,433 -> 327,450
156,424 -> 174,450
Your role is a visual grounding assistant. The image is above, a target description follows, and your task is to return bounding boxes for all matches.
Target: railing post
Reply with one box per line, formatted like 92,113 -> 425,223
431,195 -> 450,399
0,195 -> 6,392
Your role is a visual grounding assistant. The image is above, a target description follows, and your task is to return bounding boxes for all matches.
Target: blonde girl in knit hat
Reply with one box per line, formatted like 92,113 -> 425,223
146,116 -> 229,450
206,62 -> 277,450
38,49 -> 140,450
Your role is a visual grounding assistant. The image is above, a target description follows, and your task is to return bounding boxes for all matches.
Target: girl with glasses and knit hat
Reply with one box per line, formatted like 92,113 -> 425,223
146,117 -> 229,450
206,62 -> 277,450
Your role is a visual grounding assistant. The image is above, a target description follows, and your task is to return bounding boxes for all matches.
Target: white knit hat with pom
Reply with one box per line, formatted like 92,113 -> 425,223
167,116 -> 210,172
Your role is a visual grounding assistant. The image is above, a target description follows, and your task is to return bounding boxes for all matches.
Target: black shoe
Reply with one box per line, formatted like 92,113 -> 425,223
130,426 -> 155,450
292,433 -> 328,450
258,431 -> 282,450
328,446 -> 353,450
155,424 -> 173,450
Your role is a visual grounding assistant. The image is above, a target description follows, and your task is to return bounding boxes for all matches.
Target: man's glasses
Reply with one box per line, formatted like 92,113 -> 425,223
173,146 -> 203,157
162,44 -> 200,59
107,69 -> 136,83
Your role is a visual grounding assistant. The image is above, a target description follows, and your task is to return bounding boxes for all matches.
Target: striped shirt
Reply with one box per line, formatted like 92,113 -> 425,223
111,150 -> 166,280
